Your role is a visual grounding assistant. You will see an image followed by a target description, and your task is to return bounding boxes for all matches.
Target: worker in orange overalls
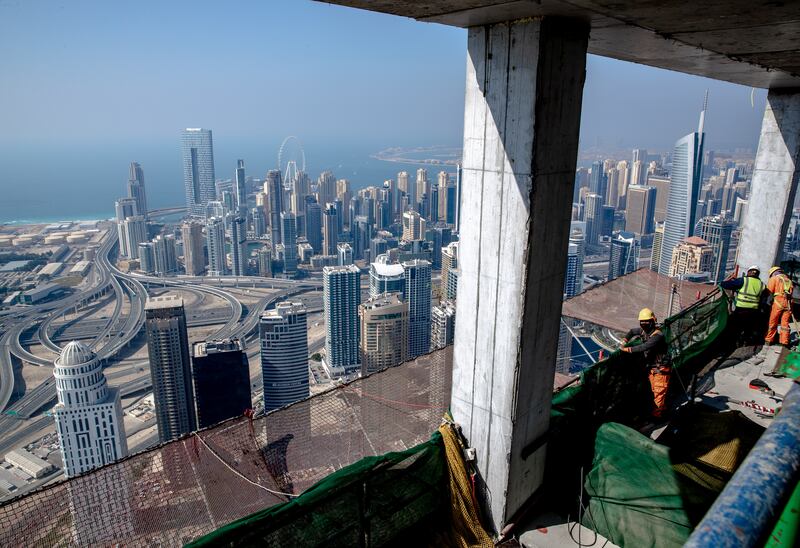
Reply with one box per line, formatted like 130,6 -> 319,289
765,266 -> 794,347
621,308 -> 671,418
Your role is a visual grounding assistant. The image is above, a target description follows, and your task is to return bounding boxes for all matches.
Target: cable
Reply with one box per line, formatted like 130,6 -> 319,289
195,433 -> 298,499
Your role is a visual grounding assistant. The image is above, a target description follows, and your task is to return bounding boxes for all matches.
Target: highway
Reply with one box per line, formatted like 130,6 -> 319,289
0,205 -> 332,464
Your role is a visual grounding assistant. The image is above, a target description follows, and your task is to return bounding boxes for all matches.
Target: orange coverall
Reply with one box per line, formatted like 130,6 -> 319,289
766,273 -> 793,345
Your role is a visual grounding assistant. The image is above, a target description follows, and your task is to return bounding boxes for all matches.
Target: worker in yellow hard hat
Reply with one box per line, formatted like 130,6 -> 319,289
721,265 -> 766,347
765,266 -> 794,347
621,308 -> 671,418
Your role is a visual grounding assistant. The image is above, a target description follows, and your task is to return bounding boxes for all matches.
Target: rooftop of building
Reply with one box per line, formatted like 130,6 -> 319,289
322,264 -> 360,274
145,294 -> 184,310
361,292 -> 405,309
192,338 -> 245,357
262,301 -> 306,319
682,235 -> 711,246
370,260 -> 405,277
55,340 -> 95,367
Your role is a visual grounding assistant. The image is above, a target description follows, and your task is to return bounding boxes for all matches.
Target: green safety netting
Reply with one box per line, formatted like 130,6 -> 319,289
584,414 -> 763,548
188,432 -> 448,547
546,289 -> 735,545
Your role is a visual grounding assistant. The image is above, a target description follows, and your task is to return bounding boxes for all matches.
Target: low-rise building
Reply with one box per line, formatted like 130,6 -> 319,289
5,448 -> 55,479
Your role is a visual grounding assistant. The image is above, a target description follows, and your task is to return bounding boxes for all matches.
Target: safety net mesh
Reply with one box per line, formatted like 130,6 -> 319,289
0,347 -> 453,546
561,269 -> 716,332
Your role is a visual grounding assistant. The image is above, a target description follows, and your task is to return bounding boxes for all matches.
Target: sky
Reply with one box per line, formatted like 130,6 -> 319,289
0,0 -> 768,153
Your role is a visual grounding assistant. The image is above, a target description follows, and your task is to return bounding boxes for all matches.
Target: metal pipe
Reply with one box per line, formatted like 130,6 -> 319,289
685,381 -> 800,547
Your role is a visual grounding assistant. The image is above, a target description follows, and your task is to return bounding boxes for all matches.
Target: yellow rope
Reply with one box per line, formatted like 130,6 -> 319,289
437,422 -> 494,548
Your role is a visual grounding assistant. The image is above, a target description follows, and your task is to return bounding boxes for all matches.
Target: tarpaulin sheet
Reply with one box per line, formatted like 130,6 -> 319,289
561,269 -> 716,332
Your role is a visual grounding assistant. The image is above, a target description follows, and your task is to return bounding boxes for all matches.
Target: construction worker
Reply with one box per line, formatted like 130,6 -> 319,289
765,266 -> 794,347
621,308 -> 671,418
720,265 -> 765,346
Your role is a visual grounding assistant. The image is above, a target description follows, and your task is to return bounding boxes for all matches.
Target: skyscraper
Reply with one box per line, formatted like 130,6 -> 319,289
431,301 -> 456,351
115,197 -> 139,258
323,265 -> 361,377
564,243 -> 581,298
305,199 -> 323,253
231,215 -> 248,276
651,223 -> 665,272
584,193 -> 603,246
588,160 -> 607,202
696,215 -> 736,283
191,339 -> 251,429
251,206 -> 267,238
322,203 -> 339,256
182,128 -> 216,217
121,215 -> 147,260
403,259 -> 432,358
441,241 -> 459,300
257,246 -> 272,277
608,231 -> 640,281
281,212 -> 297,276
53,341 -> 128,477
359,293 -> 408,375
145,296 -> 197,442
206,217 -> 227,276
127,162 -> 148,220
265,170 -> 283,247
181,221 -> 205,276
260,302 -> 309,412
568,227 -> 586,296
152,234 -> 177,276
138,242 -> 155,274
402,210 -> 426,242
337,242 -> 353,265
625,185 -> 657,235
658,99 -> 707,274
669,236 -> 714,278
234,159 -> 247,218
369,258 -> 405,298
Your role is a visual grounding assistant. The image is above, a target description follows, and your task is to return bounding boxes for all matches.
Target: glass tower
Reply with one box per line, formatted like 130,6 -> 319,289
182,128 -> 216,217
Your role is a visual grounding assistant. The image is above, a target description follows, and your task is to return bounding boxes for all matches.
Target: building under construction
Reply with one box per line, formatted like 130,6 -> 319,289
2,1 -> 800,546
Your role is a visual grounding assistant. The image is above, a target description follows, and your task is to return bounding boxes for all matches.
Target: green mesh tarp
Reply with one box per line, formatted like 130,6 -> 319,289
187,431 -> 447,547
584,413 -> 763,548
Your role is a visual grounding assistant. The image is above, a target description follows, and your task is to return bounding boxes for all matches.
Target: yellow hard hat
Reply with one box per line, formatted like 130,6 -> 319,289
638,308 -> 656,322
769,266 -> 782,276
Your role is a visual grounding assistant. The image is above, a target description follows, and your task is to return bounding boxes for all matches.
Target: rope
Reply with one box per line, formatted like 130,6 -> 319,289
195,433 -> 298,499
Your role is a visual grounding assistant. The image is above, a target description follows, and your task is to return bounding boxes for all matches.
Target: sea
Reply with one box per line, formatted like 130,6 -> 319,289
0,140 -> 460,225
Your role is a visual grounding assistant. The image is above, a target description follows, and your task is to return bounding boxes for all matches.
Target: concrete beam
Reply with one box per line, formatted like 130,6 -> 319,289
737,90 -> 800,273
452,16 -> 588,531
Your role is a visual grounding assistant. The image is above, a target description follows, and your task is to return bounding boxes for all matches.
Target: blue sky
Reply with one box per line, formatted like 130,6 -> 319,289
0,0 -> 767,152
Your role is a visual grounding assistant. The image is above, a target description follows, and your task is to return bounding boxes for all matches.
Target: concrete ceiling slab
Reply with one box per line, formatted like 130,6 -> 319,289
316,0 -> 800,89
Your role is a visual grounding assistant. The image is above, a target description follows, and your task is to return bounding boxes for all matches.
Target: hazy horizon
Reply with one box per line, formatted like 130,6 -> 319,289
0,0 -> 770,222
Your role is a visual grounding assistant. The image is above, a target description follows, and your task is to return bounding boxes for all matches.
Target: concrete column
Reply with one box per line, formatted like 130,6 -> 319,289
452,17 -> 588,531
738,90 -> 800,272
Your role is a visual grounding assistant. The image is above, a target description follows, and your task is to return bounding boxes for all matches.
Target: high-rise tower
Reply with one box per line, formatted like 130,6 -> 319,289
658,94 -> 708,275
206,216 -> 227,276
403,259 -> 432,358
191,339 -> 251,429
359,292 -> 408,375
234,159 -> 247,218
145,296 -> 197,442
265,170 -> 283,247
127,162 -> 148,220
181,221 -> 205,276
53,341 -> 128,477
181,128 -> 216,217
260,302 -> 309,412
323,265 -> 361,377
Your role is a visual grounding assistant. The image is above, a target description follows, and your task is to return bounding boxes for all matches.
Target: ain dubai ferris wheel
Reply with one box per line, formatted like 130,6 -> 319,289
277,136 -> 306,190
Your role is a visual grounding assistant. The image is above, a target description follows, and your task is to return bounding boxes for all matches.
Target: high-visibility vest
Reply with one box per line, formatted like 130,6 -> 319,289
735,276 -> 763,309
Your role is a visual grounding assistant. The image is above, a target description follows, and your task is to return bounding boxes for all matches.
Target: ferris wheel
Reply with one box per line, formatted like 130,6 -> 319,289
278,136 -> 306,187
